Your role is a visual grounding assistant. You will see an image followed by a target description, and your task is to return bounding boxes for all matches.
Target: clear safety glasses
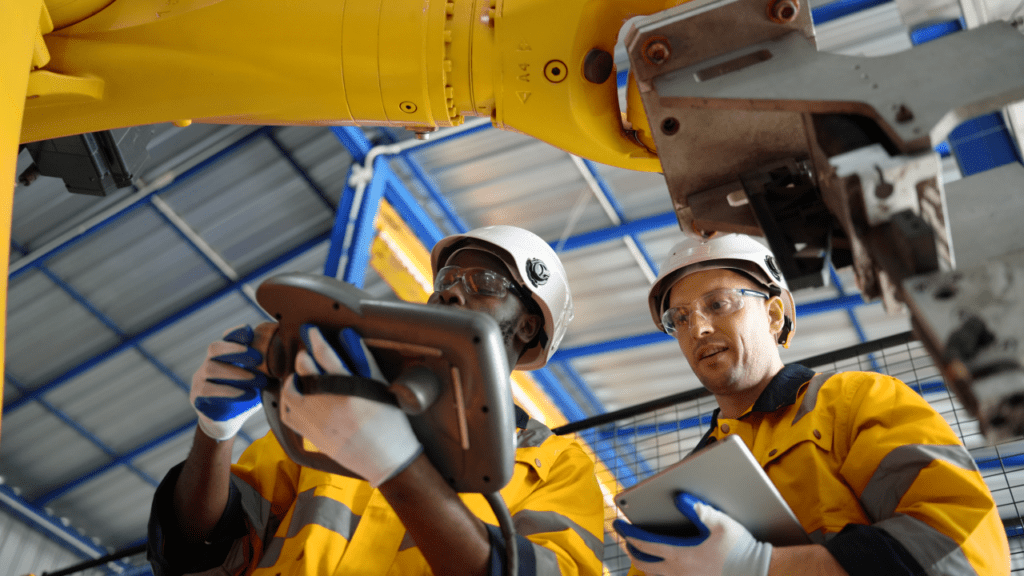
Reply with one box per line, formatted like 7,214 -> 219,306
435,266 -> 522,300
661,288 -> 769,336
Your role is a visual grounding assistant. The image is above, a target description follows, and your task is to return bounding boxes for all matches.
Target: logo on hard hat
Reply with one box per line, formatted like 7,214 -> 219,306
764,255 -> 782,281
526,258 -> 549,287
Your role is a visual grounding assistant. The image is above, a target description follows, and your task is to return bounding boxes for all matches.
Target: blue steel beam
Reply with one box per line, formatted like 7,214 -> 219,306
578,158 -> 660,274
556,211 -> 679,252
380,160 -> 446,248
554,361 -> 657,483
330,127 -> 372,164
0,483 -> 126,572
324,164 -> 358,279
397,152 -> 469,235
262,130 -> 335,211
828,265 -> 869,343
33,420 -> 197,506
5,375 -> 159,488
4,230 -> 331,415
811,0 -> 892,24
554,362 -> 606,417
342,158 -> 389,287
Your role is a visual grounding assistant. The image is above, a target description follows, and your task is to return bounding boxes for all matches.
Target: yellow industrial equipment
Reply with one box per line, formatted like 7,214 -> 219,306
19,0 -> 672,172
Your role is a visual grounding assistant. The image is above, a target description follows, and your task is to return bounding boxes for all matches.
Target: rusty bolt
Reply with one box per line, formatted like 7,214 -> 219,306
767,0 -> 799,23
644,38 -> 671,65
895,104 -> 914,123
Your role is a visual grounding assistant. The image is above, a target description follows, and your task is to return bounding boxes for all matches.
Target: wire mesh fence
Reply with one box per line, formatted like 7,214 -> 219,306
556,332 -> 1024,574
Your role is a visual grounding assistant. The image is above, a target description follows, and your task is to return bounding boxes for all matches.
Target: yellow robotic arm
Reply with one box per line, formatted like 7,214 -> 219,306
21,0 -> 672,172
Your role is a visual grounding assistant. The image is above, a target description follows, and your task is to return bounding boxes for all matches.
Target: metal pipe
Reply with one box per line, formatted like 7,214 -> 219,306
568,155 -> 657,283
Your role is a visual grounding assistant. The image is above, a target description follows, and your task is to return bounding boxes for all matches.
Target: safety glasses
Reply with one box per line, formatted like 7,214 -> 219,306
661,288 -> 769,336
435,266 -> 523,300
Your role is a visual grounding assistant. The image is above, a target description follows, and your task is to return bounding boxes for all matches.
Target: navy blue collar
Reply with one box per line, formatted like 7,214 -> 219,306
514,405 -> 530,429
693,364 -> 816,451
749,364 -> 817,413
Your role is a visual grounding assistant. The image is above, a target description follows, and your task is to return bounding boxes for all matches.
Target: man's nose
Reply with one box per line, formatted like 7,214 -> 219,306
688,309 -> 714,338
434,281 -> 469,306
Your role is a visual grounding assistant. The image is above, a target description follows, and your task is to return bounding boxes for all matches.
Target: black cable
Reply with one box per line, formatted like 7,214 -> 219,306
484,491 -> 518,576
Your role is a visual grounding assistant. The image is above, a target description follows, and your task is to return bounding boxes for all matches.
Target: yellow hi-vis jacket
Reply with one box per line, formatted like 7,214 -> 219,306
149,412 -> 605,576
675,366 -> 1008,576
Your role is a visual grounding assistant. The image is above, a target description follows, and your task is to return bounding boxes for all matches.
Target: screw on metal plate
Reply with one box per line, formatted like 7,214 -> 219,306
873,166 -> 894,199
643,37 -> 671,66
661,117 -> 680,135
767,0 -> 799,23
895,104 -> 914,123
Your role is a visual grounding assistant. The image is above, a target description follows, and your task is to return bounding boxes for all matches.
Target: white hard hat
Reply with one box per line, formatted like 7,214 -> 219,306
431,225 -> 574,370
648,234 -> 796,347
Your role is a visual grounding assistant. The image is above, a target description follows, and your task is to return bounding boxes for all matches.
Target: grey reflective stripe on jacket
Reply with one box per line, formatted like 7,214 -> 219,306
516,417 -> 602,575
514,509 -> 604,562
256,487 -> 362,568
857,443 -> 980,576
517,418 -> 555,448
860,443 -> 978,522
878,514 -> 978,576
232,475 -> 276,541
791,372 -> 834,425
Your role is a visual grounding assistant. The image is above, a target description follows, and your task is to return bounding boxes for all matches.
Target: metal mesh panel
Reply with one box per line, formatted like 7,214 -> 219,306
559,333 -> 1024,574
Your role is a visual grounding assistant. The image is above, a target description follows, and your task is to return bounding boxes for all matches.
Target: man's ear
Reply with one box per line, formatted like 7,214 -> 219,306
766,296 -> 785,338
515,313 -> 542,346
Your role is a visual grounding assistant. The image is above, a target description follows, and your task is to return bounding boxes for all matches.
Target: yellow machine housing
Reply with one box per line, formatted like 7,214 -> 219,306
20,0 -> 678,172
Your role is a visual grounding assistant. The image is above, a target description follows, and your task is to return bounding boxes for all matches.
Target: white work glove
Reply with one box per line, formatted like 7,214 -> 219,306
190,325 -> 268,441
279,324 -> 423,487
614,492 -> 772,576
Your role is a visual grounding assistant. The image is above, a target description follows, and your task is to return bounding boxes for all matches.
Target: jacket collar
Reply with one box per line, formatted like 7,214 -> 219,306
694,363 -> 815,451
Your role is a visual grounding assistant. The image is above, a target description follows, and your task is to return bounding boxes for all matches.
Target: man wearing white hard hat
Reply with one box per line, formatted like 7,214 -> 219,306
148,226 -> 604,576
613,233 -> 1008,576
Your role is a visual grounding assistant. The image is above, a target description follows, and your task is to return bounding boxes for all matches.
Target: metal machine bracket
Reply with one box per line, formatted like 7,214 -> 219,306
628,0 -> 1024,439
904,252 -> 1024,440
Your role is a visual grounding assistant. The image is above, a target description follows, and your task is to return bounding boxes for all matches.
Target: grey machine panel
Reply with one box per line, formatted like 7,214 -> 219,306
257,273 -> 515,493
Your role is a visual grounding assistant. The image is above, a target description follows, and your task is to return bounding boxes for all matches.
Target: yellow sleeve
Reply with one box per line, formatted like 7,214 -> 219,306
834,373 -> 1009,575
504,438 -> 606,576
230,432 -> 303,546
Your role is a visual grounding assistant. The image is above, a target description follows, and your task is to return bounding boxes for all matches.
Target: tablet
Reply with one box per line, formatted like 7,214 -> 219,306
615,434 -> 810,546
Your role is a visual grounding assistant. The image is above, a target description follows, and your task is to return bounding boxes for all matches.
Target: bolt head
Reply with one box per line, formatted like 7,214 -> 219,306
644,39 -> 671,65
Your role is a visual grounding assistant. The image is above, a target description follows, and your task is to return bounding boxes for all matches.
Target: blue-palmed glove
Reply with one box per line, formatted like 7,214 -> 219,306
190,325 -> 268,441
613,492 -> 772,576
279,324 -> 423,487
